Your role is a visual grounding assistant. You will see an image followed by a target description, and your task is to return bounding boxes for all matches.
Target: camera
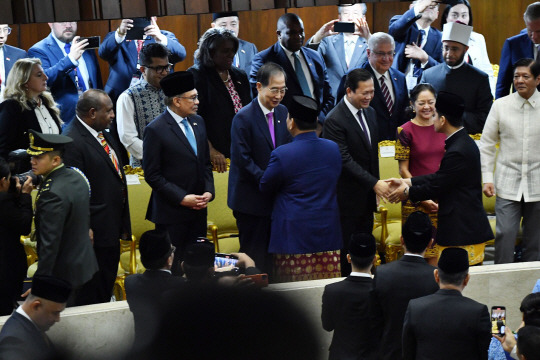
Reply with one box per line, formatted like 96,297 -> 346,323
7,149 -> 42,192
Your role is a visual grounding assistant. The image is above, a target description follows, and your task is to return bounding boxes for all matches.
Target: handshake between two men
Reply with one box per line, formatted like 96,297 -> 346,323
373,178 -> 439,213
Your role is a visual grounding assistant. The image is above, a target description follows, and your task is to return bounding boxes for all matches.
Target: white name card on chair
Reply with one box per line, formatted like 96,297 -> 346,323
380,145 -> 395,158
126,175 -> 141,185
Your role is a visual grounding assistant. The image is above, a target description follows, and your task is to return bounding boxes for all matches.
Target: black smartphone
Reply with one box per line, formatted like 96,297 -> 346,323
126,17 -> 151,40
214,253 -> 239,268
77,36 -> 100,49
334,22 -> 355,33
491,306 -> 506,336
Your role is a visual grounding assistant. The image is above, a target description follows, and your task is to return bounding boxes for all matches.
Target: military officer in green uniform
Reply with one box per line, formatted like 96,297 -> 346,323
28,129 -> 98,306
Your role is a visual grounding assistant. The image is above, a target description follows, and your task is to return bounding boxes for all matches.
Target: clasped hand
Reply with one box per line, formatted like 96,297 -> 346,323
374,178 -> 410,203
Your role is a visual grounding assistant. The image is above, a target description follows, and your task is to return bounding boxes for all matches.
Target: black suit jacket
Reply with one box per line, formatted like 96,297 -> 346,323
250,42 -> 335,121
370,255 -> 439,360
0,311 -> 55,360
409,129 -> 493,246
0,98 -> 62,162
322,276 -> 375,360
403,289 -> 492,360
143,110 -> 214,224
188,64 -> 252,158
322,99 -> 379,217
125,270 -> 186,350
420,63 -> 493,134
63,119 -> 131,248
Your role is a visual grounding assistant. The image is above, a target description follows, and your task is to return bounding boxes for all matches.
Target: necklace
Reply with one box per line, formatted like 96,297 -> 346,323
218,70 -> 229,82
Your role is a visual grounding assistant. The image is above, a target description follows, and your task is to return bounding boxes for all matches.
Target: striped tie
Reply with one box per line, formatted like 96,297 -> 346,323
379,75 -> 393,116
97,132 -> 122,178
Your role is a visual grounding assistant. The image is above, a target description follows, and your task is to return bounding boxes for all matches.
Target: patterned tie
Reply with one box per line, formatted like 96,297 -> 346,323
293,52 -> 311,97
266,112 -> 275,148
97,132 -> 122,178
64,43 -> 87,92
181,118 -> 197,155
136,40 -> 144,56
413,29 -> 426,78
379,75 -> 394,116
357,110 -> 371,146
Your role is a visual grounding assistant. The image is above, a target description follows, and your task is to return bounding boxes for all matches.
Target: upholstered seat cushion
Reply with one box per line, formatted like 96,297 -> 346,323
373,222 -> 402,246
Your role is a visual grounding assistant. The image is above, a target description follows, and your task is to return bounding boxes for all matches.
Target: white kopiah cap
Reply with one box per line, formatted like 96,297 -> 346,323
442,22 -> 472,46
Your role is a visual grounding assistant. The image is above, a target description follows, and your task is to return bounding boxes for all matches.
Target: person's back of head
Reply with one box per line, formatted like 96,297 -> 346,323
517,326 -> 540,360
348,232 -> 376,272
402,211 -> 433,254
182,239 -> 215,282
521,293 -> 540,327
435,91 -> 465,128
139,230 -> 174,270
436,248 -> 469,289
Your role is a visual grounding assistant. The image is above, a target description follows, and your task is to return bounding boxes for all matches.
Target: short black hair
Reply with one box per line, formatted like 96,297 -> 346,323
405,83 -> 437,120
139,43 -> 171,67
441,0 -> 473,28
76,89 -> 109,116
349,254 -> 374,269
517,326 -> 540,360
196,27 -> 239,68
514,58 -> 540,78
257,62 -> 286,87
438,268 -> 468,286
277,13 -> 302,31
437,107 -> 463,127
0,157 -> 9,179
183,263 -> 211,282
344,68 -> 374,93
521,293 -> 540,326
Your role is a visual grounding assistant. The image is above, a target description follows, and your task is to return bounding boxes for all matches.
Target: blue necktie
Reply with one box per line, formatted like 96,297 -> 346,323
181,118 -> 197,155
64,43 -> 87,92
413,30 -> 426,78
293,52 -> 311,97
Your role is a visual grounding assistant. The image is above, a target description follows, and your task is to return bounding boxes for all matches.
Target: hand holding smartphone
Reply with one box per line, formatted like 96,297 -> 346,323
491,306 -> 506,336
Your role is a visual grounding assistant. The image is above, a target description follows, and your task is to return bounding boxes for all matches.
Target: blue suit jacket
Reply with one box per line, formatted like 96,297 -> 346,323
143,110 -> 214,224
236,39 -> 258,75
496,30 -> 535,99
99,30 -> 186,102
307,33 -> 368,99
250,42 -> 335,121
3,45 -> 27,81
28,34 -> 103,125
228,97 -> 291,217
389,8 -> 443,76
260,131 -> 342,254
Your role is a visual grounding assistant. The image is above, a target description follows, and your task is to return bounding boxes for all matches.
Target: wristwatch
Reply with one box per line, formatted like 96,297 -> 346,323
403,186 -> 409,198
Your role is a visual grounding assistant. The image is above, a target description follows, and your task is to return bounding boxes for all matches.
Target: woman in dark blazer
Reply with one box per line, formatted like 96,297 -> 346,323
188,28 -> 252,172
0,58 -> 62,164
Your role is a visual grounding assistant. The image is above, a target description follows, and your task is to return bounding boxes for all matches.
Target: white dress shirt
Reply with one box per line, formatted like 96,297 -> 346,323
77,116 -> 120,162
279,43 -> 315,99
344,96 -> 371,141
166,107 -> 195,139
372,67 -> 395,104
51,32 -> 90,90
480,90 -> 540,202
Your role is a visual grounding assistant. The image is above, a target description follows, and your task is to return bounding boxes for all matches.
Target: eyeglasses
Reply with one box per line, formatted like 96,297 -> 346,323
0,27 -> 12,35
372,51 -> 395,58
144,63 -> 173,73
268,87 -> 287,95
179,95 -> 199,102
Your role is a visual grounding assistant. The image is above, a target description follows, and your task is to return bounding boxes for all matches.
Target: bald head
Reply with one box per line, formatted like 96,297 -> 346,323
277,13 -> 305,52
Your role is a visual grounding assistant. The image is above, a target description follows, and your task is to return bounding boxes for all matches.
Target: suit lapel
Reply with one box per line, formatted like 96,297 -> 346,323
367,64 -> 389,117
364,108 -> 378,147
340,101 -> 371,152
46,34 -> 76,87
300,47 -> 319,95
209,68 -> 233,106
275,44 -> 298,89
3,46 -> 13,76
165,111 -> 197,157
76,120 -> 121,178
332,33 -> 348,74
349,37 -> 367,69
422,30 -> 438,58
82,51 -> 95,88
254,98 -> 275,149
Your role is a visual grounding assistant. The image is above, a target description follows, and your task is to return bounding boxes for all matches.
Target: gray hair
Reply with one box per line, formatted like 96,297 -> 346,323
338,3 -> 367,16
368,32 -> 395,51
524,2 -> 540,22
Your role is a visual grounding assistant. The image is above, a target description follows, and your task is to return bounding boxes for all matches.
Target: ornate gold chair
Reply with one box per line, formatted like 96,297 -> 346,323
114,235 -> 142,300
372,140 -> 403,263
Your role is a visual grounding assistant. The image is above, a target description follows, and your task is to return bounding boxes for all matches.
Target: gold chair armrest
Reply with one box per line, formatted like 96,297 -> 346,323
378,206 -> 389,254
208,224 -> 219,252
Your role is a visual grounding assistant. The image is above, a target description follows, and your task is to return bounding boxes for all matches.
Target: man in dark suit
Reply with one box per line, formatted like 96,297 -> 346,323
421,22 -> 492,134
143,71 -> 214,274
29,22 -> 103,126
307,4 -> 370,99
209,11 -> 258,76
496,2 -> 540,99
363,32 -> 409,141
389,0 -> 443,88
0,275 -> 71,360
388,91 -> 493,252
229,62 -> 291,275
259,95 -> 342,281
323,68 -> 390,276
125,230 -> 184,353
370,211 -> 439,360
250,13 -> 334,122
402,248 -> 491,360
99,16 -> 186,104
63,89 -> 131,304
28,130 -> 98,304
321,233 -> 377,360
0,24 -> 27,100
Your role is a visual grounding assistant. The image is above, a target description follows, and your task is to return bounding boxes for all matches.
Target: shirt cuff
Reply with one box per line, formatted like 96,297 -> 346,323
115,31 -> 126,44
482,172 -> 494,184
159,36 -> 168,46
68,53 -> 78,66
